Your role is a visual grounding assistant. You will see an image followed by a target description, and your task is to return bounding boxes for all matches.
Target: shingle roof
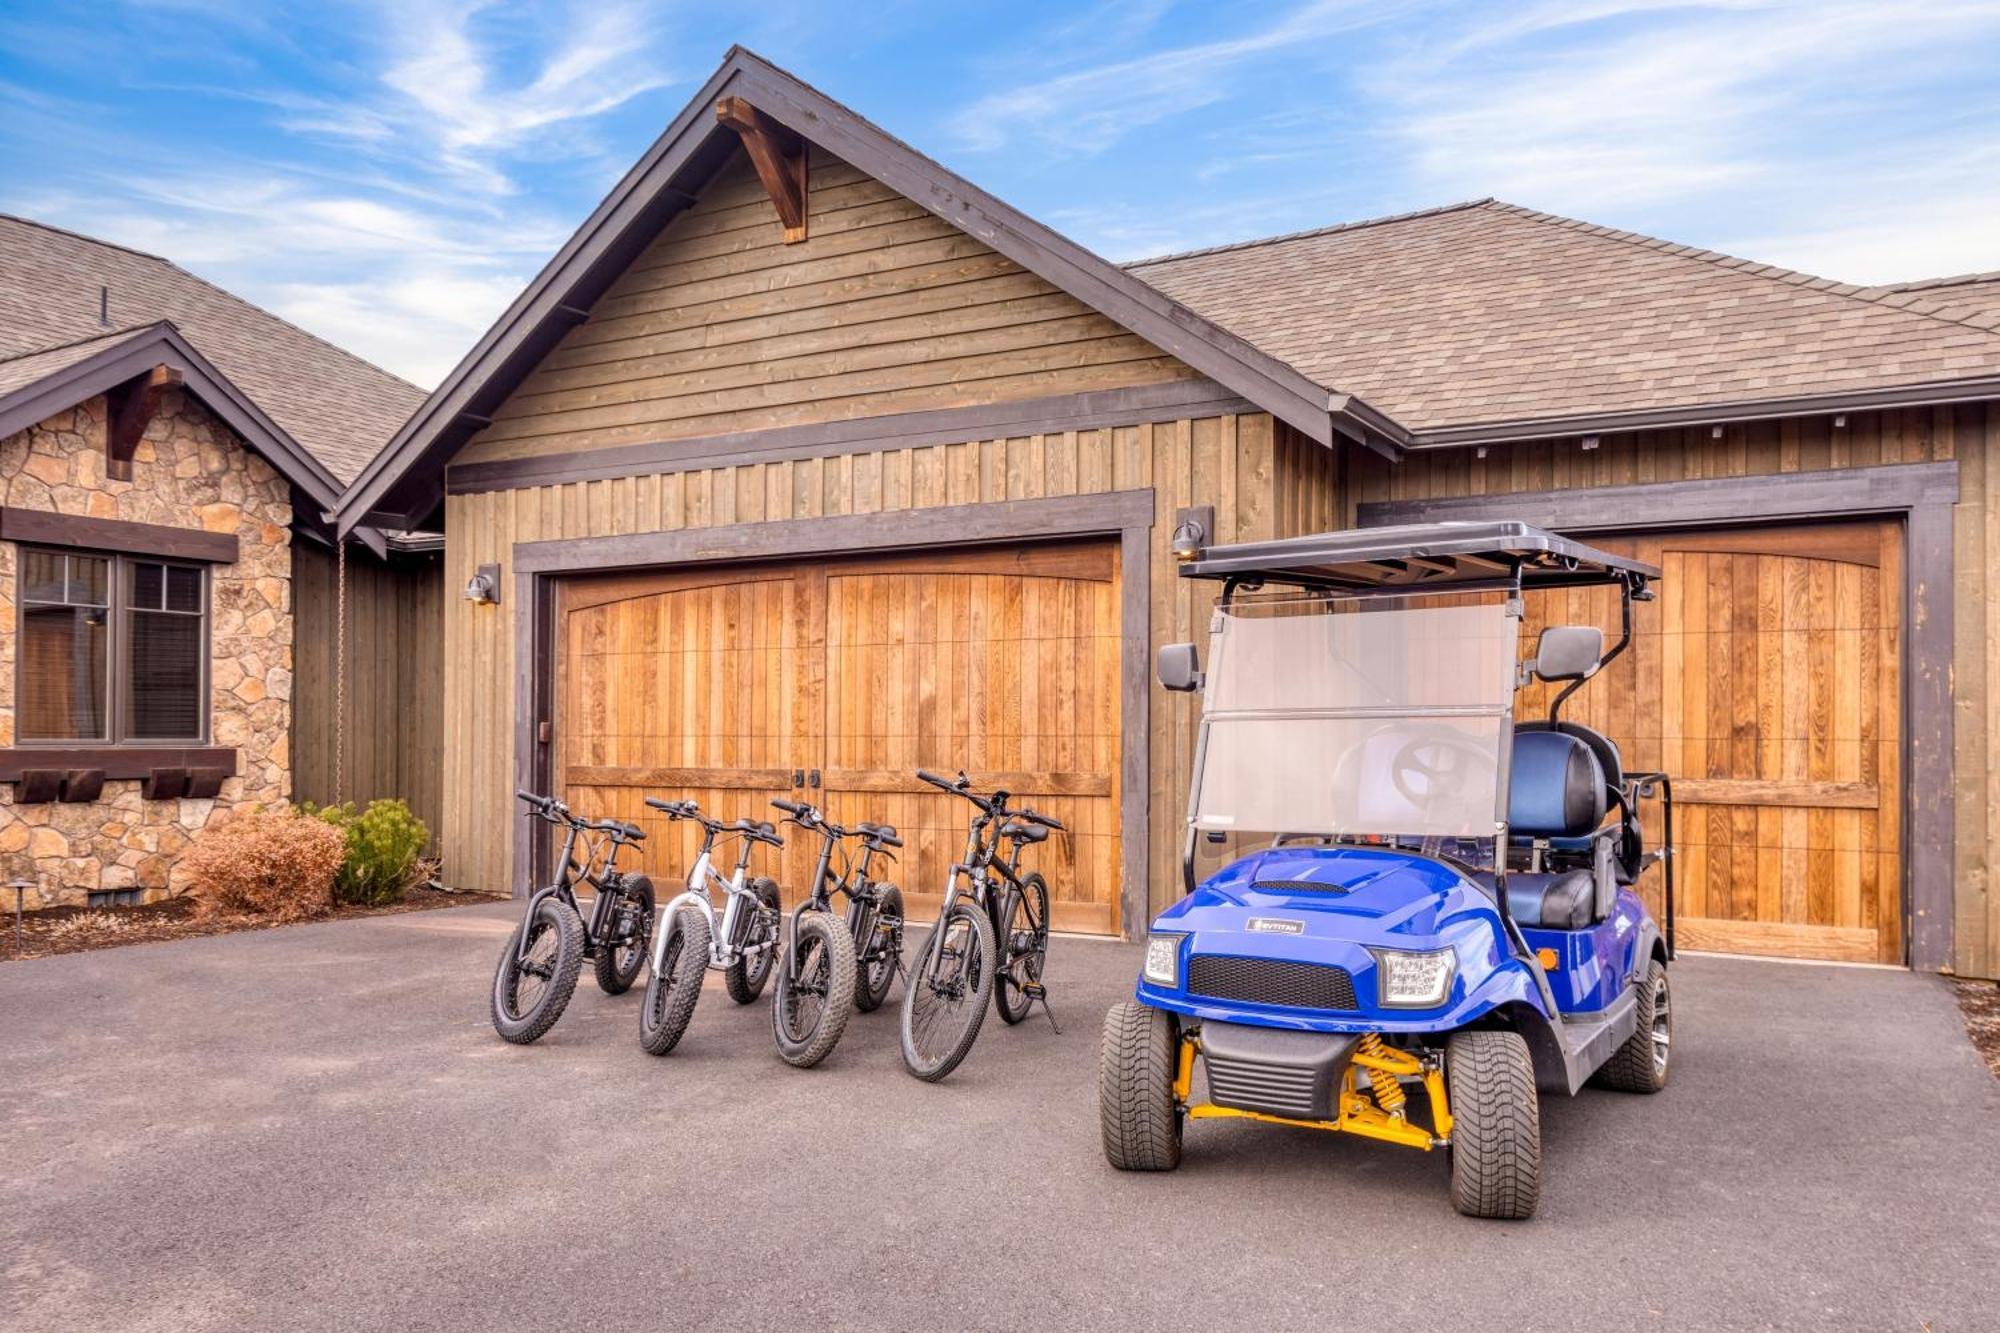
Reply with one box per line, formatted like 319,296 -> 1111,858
1129,200 -> 2000,437
0,215 -> 425,484
1858,271 -> 2000,331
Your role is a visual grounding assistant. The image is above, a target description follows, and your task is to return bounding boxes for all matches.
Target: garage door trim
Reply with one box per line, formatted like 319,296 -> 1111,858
509,489 -> 1156,936
1358,459 -> 1958,972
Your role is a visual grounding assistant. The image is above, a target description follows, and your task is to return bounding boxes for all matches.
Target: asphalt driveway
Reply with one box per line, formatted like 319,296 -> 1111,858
3,901 -> 1995,1332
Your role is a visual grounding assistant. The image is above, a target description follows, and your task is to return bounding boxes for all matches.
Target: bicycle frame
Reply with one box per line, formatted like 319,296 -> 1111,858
786,813 -> 899,983
517,809 -> 639,966
653,823 -> 771,973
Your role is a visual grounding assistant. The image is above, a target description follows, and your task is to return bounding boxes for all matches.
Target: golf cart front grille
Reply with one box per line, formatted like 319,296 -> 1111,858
1186,955 -> 1358,1011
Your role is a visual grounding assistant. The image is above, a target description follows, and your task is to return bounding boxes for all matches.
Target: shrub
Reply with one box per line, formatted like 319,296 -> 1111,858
183,807 -> 346,922
306,798 -> 431,906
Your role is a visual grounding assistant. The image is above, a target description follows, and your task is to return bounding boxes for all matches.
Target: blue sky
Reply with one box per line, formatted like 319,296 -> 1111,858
3,0 -> 1998,387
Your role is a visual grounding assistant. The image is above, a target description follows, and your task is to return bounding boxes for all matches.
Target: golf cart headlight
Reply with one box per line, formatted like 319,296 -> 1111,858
1373,948 -> 1456,1008
1142,934 -> 1185,987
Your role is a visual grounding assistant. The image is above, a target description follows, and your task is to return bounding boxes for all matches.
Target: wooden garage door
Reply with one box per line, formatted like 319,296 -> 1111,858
556,542 -> 1122,934
1521,521 -> 1903,964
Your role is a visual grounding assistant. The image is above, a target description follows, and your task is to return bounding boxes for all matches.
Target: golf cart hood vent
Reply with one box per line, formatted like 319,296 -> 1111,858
1252,879 -> 1351,895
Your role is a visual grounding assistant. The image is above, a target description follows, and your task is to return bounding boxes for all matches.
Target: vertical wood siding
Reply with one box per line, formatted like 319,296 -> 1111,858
293,542 -> 445,848
442,413 -> 1277,922
1278,405 -> 1995,978
452,146 -> 1198,467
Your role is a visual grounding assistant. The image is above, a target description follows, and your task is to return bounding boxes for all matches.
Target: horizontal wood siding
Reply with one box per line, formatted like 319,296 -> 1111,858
441,412 -> 1276,921
1273,404 -> 1996,978
293,542 -> 445,852
455,147 -> 1196,465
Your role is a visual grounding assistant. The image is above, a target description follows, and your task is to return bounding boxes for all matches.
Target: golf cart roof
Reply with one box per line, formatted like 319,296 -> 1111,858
1179,520 -> 1661,594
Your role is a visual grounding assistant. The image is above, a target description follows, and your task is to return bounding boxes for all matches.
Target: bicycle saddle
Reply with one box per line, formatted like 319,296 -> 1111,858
730,818 -> 783,846
1001,821 -> 1049,844
855,821 -> 902,848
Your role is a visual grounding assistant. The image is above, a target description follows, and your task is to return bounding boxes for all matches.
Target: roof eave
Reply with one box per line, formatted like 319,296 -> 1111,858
0,321 -> 348,514
1404,375 -> 2000,451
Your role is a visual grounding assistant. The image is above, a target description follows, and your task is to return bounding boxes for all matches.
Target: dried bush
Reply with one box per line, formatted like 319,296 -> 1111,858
305,798 -> 431,906
182,807 -> 346,922
46,911 -> 137,943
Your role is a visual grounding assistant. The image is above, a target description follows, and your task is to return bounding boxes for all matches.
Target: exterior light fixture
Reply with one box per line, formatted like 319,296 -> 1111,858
1580,435 -> 1600,451
1171,505 -> 1214,563
464,563 -> 502,606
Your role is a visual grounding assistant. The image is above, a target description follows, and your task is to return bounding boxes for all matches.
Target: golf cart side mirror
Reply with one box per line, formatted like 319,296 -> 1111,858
1157,642 -> 1203,692
1534,625 -> 1604,682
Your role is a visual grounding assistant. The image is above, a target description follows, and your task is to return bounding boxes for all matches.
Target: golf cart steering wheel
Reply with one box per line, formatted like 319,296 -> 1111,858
1381,724 -> 1497,814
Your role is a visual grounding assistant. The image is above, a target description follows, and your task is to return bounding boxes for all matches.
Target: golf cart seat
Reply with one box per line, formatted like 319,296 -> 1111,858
1516,719 -> 1644,884
1473,729 -> 1610,930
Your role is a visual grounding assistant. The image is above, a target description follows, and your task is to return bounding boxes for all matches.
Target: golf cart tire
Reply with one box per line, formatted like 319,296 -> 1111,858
1099,1002 -> 1183,1171
1593,959 -> 1671,1094
724,878 -> 782,1004
490,896 -> 585,1045
1446,1030 -> 1541,1220
638,907 -> 711,1057
592,875 -> 655,996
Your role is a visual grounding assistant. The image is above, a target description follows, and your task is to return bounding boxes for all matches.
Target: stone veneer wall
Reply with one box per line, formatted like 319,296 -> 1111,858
0,390 -> 293,906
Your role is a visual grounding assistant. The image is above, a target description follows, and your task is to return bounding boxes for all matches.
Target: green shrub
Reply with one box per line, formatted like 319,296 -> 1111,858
306,798 -> 431,906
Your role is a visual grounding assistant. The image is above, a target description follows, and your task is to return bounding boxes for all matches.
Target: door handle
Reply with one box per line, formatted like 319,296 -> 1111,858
808,769 -> 821,789
792,769 -> 805,788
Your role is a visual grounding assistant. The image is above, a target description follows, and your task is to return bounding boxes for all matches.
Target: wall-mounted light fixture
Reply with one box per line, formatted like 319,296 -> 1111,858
464,562 -> 502,606
1171,505 -> 1214,563
1580,434 -> 1601,451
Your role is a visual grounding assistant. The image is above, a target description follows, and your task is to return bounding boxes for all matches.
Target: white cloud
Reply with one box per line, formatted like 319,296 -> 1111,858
949,0 -> 1394,154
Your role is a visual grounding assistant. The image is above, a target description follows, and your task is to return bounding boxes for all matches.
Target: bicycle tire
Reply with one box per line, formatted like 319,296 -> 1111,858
994,873 -> 1050,1026
898,900 -> 996,1082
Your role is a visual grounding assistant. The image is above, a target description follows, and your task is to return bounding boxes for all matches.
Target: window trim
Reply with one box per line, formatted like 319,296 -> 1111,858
13,544 -> 211,748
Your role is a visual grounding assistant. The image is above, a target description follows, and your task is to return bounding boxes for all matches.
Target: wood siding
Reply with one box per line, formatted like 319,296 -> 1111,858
1279,404 -> 1997,978
293,542 -> 445,851
441,412 -> 1276,922
454,146 -> 1197,466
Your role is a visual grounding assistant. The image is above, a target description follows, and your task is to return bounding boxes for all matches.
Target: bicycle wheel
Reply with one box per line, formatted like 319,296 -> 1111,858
592,875 -> 655,996
994,872 -> 1050,1026
772,910 -> 857,1068
724,878 -> 781,1004
490,896 -> 585,1045
898,899 -> 996,1082
854,884 -> 904,1013
638,907 -> 711,1057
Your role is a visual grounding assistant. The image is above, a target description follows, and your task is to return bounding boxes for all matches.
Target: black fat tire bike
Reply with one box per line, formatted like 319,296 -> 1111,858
898,770 -> 1064,1082
772,799 -> 906,1043
490,790 -> 656,1045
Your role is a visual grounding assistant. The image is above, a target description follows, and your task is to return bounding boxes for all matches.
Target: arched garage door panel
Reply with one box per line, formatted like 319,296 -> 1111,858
1521,521 -> 1903,964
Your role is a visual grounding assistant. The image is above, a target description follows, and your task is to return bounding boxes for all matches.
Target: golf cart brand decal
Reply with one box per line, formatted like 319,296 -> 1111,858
1247,917 -> 1305,935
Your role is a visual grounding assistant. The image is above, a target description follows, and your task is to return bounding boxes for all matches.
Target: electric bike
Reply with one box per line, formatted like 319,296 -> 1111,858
771,799 -> 906,1049
490,790 -> 656,1044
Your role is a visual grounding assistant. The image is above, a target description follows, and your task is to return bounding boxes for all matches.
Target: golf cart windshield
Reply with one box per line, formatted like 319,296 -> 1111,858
1191,592 -> 1517,841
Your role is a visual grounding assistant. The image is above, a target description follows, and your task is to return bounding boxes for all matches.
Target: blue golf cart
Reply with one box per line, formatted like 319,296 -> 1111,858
1100,521 -> 1678,1219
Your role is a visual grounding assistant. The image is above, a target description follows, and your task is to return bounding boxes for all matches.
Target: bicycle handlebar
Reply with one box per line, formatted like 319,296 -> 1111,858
772,798 -> 812,817
1018,808 -> 1065,832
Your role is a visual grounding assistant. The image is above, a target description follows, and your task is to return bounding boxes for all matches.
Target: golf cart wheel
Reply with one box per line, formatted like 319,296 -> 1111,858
772,910 -> 858,1068
995,873 -> 1051,1026
854,884 -> 905,1013
1593,959 -> 1671,1093
491,897 -> 585,1044
1099,1002 -> 1183,1171
592,875 -> 655,996
638,907 -> 710,1057
724,878 -> 782,1004
1446,1030 -> 1541,1220
898,900 -> 996,1082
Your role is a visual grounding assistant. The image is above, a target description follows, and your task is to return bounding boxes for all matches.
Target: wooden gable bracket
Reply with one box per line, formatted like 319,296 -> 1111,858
103,364 -> 183,481
715,96 -> 808,243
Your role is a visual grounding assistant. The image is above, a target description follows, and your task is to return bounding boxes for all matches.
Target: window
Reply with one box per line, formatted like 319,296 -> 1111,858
16,548 -> 207,744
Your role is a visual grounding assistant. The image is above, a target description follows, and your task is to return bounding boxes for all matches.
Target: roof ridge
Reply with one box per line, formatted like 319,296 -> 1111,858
1123,199 -> 1496,268
0,321 -> 163,367
1867,269 -> 2000,293
0,212 -> 170,263
1481,201 -> 2000,338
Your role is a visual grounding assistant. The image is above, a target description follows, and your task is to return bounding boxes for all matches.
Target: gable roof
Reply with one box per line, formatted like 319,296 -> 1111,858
1130,200 -> 2000,447
333,47 -> 1402,534
0,215 -> 427,497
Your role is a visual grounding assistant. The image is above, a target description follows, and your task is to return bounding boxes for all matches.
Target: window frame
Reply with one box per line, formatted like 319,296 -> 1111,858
14,545 -> 211,747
